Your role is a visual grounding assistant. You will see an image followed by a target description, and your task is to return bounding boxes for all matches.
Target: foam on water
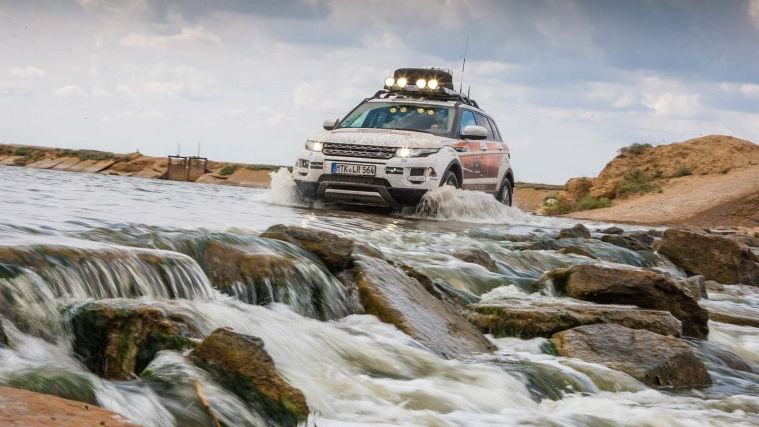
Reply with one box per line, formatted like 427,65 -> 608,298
261,168 -> 304,207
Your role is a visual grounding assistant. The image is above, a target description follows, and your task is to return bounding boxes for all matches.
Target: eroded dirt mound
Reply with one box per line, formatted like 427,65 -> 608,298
590,135 -> 759,198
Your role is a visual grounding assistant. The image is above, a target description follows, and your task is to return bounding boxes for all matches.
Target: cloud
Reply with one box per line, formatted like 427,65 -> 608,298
54,85 -> 87,97
740,83 -> 759,98
750,0 -> 759,30
10,66 -> 46,78
119,26 -> 221,49
117,64 -> 217,100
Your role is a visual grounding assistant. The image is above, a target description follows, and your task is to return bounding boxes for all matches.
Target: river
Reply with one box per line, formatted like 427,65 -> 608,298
0,166 -> 757,426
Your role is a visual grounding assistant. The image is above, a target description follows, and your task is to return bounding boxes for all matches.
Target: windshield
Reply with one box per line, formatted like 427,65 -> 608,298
338,102 -> 454,135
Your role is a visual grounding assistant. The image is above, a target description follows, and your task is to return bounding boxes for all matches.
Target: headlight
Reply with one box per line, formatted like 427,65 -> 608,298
396,147 -> 439,158
305,141 -> 323,152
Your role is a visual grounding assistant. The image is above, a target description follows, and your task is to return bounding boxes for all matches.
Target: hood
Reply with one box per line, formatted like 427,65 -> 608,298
308,128 -> 453,149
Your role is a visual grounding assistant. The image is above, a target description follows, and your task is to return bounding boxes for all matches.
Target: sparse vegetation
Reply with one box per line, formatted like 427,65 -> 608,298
575,195 -> 611,210
246,164 -> 279,171
13,147 -> 31,157
60,149 -> 115,161
652,169 -> 663,179
615,169 -> 658,197
219,165 -> 238,176
672,167 -> 692,177
542,194 -> 610,215
618,143 -> 654,155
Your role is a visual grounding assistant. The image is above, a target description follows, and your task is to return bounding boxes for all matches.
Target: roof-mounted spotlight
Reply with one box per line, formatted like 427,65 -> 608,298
396,77 -> 408,88
427,79 -> 439,90
416,78 -> 427,89
384,77 -> 395,87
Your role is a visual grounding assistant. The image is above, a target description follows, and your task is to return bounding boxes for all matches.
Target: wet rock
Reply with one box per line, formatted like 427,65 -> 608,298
501,234 -> 534,242
0,321 -> 7,347
600,234 -> 652,251
202,240 -> 357,319
705,304 -> 759,328
391,261 -> 478,313
538,264 -> 709,338
0,385 -> 139,427
599,226 -> 624,235
69,302 -> 199,380
557,224 -> 591,239
550,324 -> 711,389
523,239 -> 560,251
686,339 -> 755,373
655,228 -> 759,286
677,275 -> 708,300
352,255 -> 496,358
261,224 -> 354,272
558,246 -> 597,259
203,240 -> 297,287
7,367 -> 98,405
467,299 -> 681,338
452,248 -> 498,272
188,328 -> 309,426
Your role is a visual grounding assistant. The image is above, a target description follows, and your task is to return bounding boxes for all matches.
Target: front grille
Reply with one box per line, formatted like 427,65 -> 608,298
323,143 -> 396,159
319,175 -> 391,187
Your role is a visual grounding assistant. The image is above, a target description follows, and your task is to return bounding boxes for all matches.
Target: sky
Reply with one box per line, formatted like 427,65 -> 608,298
1,0 -> 758,184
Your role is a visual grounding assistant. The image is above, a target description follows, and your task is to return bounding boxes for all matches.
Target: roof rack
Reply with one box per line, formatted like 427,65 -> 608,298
370,87 -> 479,108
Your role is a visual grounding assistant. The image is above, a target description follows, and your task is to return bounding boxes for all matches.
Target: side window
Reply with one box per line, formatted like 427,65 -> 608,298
459,110 -> 476,134
487,117 -> 502,141
474,113 -> 495,140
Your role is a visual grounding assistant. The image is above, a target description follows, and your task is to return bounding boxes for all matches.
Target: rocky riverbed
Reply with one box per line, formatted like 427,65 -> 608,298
1,165 -> 758,426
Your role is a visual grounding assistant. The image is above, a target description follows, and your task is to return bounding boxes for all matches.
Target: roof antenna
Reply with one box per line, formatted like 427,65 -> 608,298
467,85 -> 471,98
459,36 -> 469,94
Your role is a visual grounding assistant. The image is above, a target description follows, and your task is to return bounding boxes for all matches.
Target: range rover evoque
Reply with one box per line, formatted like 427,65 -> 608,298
293,67 -> 513,207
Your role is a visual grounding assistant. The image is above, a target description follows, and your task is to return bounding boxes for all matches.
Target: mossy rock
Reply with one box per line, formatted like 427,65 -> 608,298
7,367 -> 98,405
69,302 -> 199,380
189,328 -> 309,427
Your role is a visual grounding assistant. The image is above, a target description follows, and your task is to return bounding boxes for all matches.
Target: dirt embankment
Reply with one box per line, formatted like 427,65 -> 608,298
546,135 -> 759,227
513,182 -> 564,212
0,144 -> 277,187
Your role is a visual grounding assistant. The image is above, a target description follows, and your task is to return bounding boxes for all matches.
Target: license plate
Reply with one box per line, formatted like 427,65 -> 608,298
331,163 -> 376,176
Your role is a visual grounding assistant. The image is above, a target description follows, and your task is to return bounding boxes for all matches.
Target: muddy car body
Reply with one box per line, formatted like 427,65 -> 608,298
293,68 -> 513,207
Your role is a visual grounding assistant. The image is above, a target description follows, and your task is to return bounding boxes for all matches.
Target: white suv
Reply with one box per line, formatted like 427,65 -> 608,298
293,68 -> 513,207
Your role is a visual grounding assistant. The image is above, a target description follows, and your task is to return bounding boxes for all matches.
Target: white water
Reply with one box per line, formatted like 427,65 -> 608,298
1,166 -> 758,426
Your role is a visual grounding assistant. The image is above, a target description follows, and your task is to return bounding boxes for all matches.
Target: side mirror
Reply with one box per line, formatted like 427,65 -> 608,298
323,118 -> 339,130
461,125 -> 488,140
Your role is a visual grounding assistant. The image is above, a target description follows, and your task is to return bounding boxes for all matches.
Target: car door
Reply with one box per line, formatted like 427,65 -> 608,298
473,113 -> 501,192
457,109 -> 487,190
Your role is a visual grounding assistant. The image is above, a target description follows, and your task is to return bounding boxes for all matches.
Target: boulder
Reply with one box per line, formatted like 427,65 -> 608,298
0,386 -> 139,427
557,177 -> 594,205
201,240 -> 357,319
188,328 -> 309,426
0,320 -> 7,347
599,226 -> 624,235
538,264 -> 709,338
69,302 -> 199,380
558,246 -> 597,259
655,228 -> 759,286
677,275 -> 707,300
7,367 -> 98,405
600,233 -> 653,251
557,224 -> 591,239
704,303 -> 759,328
467,299 -> 681,338
352,255 -> 495,358
550,324 -> 711,389
452,248 -> 498,272
260,225 -> 354,272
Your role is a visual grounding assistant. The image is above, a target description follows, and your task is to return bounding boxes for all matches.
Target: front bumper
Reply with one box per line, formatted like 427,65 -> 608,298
293,149 -> 453,207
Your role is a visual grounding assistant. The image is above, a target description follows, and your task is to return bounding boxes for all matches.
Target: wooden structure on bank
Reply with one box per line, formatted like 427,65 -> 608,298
166,155 -> 207,182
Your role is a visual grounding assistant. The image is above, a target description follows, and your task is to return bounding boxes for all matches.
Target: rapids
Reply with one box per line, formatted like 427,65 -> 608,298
0,166 -> 757,426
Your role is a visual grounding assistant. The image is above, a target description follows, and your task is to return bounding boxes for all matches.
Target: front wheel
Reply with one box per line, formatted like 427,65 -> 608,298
440,170 -> 460,188
497,178 -> 513,206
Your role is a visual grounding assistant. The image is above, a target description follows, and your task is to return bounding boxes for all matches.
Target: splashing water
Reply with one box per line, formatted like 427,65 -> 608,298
410,185 -> 562,226
261,168 -> 303,207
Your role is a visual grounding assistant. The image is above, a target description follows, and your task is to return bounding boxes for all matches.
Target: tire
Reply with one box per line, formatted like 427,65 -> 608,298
440,169 -> 460,188
497,177 -> 513,206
